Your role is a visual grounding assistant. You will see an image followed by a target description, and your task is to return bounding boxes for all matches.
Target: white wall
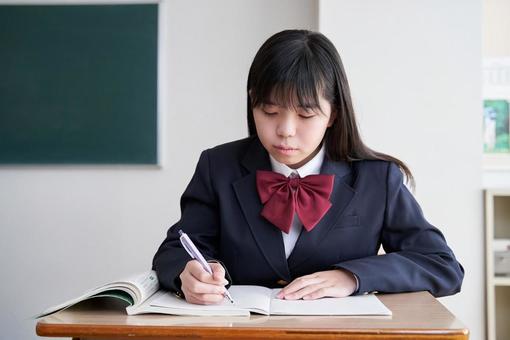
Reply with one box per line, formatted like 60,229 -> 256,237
0,1 -> 317,339
320,1 -> 483,339
483,0 -> 510,57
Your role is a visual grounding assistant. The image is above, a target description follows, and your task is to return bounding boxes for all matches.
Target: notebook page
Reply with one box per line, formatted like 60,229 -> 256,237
228,285 -> 272,315
145,291 -> 247,315
141,285 -> 273,316
269,290 -> 392,316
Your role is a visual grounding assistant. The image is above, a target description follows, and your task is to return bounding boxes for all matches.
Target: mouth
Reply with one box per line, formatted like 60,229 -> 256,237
274,145 -> 298,151
274,145 -> 298,156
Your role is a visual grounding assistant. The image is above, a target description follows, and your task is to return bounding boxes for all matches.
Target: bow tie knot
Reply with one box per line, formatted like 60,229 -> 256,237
289,177 -> 300,190
256,170 -> 334,234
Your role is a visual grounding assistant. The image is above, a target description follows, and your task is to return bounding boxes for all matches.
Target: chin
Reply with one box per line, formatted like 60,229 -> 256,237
284,158 -> 307,169
274,154 -> 298,164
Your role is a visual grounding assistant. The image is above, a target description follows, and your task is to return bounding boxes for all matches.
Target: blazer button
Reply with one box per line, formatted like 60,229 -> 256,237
276,279 -> 288,286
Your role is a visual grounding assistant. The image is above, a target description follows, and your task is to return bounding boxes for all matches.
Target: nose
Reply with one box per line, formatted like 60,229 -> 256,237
276,114 -> 296,138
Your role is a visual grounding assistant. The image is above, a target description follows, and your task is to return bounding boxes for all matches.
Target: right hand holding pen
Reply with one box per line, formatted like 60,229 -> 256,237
179,260 -> 229,305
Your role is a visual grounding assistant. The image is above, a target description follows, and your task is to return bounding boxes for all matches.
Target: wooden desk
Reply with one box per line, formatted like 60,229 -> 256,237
36,291 -> 468,340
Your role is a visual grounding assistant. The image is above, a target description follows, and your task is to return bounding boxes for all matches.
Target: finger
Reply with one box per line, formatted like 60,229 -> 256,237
186,291 -> 226,305
180,269 -> 226,295
282,282 -> 331,300
209,262 -> 228,284
302,287 -> 335,300
187,261 -> 226,285
185,260 -> 211,278
278,276 -> 325,297
182,282 -> 226,303
196,292 -> 226,305
183,275 -> 226,295
183,290 -> 212,305
302,286 -> 352,300
187,261 -> 217,283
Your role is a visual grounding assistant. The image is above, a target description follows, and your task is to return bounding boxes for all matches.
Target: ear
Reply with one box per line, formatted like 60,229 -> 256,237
327,109 -> 337,127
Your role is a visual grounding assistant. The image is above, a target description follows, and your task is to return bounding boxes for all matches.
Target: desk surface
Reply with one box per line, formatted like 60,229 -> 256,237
36,291 -> 468,340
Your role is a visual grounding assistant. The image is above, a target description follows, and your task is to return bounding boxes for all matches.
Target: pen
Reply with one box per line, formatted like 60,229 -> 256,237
178,230 -> 235,304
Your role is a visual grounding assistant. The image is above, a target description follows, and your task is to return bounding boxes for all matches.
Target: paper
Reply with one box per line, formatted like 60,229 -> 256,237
145,285 -> 392,316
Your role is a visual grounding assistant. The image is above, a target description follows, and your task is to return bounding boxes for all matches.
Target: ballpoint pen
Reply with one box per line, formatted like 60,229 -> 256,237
178,230 -> 235,304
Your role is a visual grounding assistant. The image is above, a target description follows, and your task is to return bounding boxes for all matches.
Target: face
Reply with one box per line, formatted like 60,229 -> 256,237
252,94 -> 335,169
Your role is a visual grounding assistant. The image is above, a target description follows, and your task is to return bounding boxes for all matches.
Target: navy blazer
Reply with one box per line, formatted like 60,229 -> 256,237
153,136 -> 464,297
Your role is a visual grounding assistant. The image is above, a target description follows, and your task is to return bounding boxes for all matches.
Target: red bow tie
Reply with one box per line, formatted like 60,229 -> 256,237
256,170 -> 334,234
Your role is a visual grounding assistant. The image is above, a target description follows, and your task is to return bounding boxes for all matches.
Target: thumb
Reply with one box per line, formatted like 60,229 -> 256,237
209,262 -> 227,283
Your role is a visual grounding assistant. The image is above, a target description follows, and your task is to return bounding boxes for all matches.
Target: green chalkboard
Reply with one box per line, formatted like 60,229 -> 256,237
0,4 -> 158,164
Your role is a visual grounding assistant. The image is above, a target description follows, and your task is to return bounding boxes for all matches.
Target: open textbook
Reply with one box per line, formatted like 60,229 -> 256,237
36,270 -> 392,318
36,270 -> 160,318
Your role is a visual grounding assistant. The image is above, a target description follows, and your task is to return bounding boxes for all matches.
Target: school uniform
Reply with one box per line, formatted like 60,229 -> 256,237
152,135 -> 464,297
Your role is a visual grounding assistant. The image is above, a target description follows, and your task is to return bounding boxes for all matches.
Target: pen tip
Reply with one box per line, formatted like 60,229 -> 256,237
178,230 -> 183,236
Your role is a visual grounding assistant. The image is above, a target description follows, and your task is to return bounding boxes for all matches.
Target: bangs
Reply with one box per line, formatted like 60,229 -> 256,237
249,49 -> 330,112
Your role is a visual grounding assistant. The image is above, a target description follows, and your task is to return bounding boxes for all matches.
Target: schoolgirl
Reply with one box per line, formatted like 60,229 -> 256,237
153,29 -> 464,305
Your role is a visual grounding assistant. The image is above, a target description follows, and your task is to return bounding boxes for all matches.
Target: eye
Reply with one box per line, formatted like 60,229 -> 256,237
299,107 -> 317,119
263,110 -> 277,116
299,114 -> 315,119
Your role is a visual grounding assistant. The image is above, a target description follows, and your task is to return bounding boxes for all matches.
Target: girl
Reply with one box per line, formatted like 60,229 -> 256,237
153,29 -> 464,305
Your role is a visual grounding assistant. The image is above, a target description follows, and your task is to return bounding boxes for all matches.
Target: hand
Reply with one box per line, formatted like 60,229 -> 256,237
276,269 -> 357,300
179,260 -> 229,305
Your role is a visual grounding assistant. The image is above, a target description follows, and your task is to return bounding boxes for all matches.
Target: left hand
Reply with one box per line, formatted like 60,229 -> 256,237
276,269 -> 357,300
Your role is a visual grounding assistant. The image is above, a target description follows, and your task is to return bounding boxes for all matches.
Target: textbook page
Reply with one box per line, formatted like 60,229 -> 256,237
119,270 -> 159,305
269,289 -> 392,316
36,271 -> 158,318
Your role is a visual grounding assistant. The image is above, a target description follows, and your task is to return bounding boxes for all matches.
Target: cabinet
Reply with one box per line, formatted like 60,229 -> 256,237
485,190 -> 510,340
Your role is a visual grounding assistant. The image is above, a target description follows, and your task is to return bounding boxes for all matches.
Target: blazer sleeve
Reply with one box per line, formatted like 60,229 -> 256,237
152,150 -> 230,293
333,162 -> 464,297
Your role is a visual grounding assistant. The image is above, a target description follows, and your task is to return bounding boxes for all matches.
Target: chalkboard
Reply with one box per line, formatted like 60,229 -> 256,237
0,4 -> 158,164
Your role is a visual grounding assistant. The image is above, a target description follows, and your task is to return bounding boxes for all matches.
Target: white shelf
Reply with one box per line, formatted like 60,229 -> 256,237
494,277 -> 510,286
485,190 -> 510,340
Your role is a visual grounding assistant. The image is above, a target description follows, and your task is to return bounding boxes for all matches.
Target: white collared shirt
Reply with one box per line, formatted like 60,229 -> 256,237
269,144 -> 326,259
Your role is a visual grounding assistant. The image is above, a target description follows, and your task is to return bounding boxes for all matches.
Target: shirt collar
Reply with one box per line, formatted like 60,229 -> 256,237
269,143 -> 326,177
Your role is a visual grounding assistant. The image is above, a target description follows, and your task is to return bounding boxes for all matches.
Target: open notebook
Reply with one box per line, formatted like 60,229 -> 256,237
129,285 -> 392,316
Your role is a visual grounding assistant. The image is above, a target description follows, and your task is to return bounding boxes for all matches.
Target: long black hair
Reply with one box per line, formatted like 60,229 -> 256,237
246,29 -> 414,189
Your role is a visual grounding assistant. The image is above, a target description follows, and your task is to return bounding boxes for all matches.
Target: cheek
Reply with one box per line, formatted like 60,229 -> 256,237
255,118 -> 271,145
253,116 -> 273,140
299,121 -> 329,142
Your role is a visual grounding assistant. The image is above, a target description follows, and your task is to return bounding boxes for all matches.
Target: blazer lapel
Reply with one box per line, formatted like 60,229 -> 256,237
286,157 -> 355,270
232,137 -> 292,281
